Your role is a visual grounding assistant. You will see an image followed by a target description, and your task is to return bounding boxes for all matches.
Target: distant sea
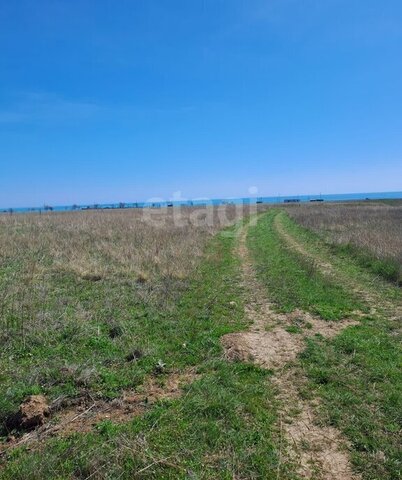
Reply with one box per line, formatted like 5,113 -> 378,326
2,191 -> 402,213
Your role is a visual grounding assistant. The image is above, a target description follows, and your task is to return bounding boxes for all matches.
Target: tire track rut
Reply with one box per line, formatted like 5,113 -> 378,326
221,219 -> 361,480
274,212 -> 402,321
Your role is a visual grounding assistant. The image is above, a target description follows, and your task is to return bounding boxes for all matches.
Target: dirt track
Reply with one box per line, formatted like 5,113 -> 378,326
221,217 -> 361,480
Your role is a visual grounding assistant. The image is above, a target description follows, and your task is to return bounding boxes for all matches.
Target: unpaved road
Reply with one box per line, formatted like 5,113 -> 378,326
221,218 -> 362,480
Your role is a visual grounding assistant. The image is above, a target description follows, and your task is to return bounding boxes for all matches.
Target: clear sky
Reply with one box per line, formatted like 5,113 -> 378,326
1,0 -> 401,208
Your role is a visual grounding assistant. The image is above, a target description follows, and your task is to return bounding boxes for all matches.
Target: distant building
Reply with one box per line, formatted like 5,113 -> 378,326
284,199 -> 300,203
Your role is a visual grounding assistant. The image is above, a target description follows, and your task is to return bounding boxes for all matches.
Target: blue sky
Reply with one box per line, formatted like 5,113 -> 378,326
1,0 -> 401,208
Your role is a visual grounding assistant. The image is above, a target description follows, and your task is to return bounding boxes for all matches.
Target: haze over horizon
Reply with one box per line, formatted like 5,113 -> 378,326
1,0 -> 402,208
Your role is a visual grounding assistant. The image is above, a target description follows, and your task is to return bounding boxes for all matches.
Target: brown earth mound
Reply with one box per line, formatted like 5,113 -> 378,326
5,395 -> 50,432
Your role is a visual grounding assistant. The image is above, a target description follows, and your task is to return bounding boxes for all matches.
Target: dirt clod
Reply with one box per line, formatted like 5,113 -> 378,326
16,395 -> 50,431
1,371 -> 198,457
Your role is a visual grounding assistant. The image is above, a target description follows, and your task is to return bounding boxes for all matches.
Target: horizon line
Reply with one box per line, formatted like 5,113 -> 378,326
2,190 -> 402,212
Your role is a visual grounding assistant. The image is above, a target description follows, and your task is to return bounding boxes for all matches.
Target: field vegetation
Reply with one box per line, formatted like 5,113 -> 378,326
0,205 -> 258,403
285,202 -> 402,284
248,209 -> 401,480
0,203 -> 400,479
0,205 -> 284,479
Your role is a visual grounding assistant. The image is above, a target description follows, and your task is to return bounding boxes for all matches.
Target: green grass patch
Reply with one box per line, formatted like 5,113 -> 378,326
329,242 -> 401,285
300,317 -> 402,480
249,210 -> 402,479
247,210 -> 362,320
1,363 -> 286,479
0,231 -> 247,422
0,224 -> 293,479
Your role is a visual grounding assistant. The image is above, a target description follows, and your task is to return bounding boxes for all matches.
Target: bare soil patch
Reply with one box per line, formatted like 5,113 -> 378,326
274,369 -> 359,480
222,318 -> 357,371
5,395 -> 50,432
1,371 -> 198,456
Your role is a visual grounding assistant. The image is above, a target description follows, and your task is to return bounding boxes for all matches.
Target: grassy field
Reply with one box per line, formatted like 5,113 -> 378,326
285,202 -> 402,284
247,209 -> 401,480
0,204 -> 400,479
0,207 -> 231,416
0,205 -> 287,479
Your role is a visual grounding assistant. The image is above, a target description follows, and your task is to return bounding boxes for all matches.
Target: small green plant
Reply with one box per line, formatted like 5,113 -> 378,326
285,325 -> 303,334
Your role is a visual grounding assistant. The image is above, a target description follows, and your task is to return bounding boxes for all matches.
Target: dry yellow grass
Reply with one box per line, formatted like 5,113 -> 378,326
285,202 -> 402,281
0,205 -> 254,281
0,203 -> 261,366
0,205 -> 264,327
